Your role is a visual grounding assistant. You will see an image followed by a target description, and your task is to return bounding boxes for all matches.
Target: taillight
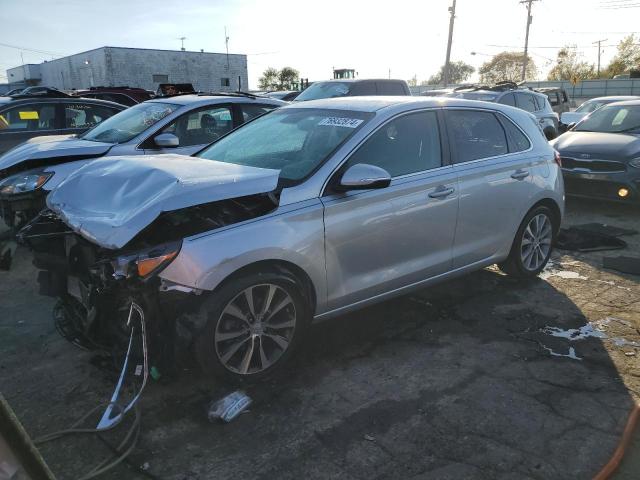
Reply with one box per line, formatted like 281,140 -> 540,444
554,150 -> 562,167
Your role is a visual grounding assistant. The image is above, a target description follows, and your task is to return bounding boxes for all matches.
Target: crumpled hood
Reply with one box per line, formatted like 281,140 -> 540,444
552,131 -> 640,159
47,154 -> 280,250
0,134 -> 113,172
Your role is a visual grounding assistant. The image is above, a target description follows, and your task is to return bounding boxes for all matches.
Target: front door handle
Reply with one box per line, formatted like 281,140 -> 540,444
511,169 -> 530,180
428,186 -> 455,199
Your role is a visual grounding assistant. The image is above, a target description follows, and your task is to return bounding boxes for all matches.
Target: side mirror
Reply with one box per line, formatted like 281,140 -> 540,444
336,163 -> 391,191
154,132 -> 179,148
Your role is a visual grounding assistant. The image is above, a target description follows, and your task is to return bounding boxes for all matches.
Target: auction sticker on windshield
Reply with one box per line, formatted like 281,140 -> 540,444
318,117 -> 364,128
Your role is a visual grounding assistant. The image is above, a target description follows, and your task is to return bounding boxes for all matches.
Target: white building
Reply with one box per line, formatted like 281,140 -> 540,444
6,46 -> 248,92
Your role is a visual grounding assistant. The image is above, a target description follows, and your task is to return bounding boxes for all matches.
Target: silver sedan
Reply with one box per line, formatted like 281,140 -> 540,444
26,96 -> 564,381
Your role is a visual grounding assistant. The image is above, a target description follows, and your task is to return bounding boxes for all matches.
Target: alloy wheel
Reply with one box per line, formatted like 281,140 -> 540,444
520,213 -> 553,271
214,283 -> 297,375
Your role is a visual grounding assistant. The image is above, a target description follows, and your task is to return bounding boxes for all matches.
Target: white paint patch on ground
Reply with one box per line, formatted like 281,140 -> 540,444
540,270 -> 589,280
541,345 -> 582,361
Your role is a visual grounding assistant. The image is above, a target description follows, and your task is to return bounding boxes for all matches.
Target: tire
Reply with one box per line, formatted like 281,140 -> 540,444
195,271 -> 309,382
499,205 -> 557,278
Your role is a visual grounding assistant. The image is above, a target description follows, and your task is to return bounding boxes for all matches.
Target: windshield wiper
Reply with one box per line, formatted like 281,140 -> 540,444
615,124 -> 640,133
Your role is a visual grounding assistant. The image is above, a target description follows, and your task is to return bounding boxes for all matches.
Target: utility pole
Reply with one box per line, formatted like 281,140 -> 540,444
443,0 -> 457,86
225,27 -> 230,70
593,38 -> 607,76
520,0 -> 539,81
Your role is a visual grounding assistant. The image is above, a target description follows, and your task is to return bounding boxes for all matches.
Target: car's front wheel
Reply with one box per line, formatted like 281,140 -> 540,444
196,271 -> 308,382
499,205 -> 556,278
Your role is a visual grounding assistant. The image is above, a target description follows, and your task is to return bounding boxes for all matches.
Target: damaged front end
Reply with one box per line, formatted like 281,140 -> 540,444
20,191 -> 279,372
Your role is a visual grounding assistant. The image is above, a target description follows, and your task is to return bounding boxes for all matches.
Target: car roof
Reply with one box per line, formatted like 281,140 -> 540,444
603,99 -> 640,107
587,96 -> 640,102
460,88 -> 547,99
282,95 -> 525,113
310,79 -> 406,84
146,94 -> 286,107
0,96 -> 126,109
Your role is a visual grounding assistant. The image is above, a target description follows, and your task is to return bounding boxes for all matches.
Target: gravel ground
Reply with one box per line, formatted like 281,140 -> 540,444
1,197 -> 639,480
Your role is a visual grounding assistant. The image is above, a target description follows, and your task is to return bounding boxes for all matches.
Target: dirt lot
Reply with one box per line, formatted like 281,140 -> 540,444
1,198 -> 639,480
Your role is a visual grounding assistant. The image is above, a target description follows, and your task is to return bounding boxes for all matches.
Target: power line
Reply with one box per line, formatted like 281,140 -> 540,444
0,41 -> 63,57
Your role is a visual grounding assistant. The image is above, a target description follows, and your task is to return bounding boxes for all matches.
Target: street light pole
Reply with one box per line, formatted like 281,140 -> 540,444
443,0 -> 457,86
520,0 -> 539,81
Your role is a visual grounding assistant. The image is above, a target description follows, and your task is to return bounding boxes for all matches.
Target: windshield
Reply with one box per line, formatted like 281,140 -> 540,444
575,100 -> 607,114
294,82 -> 352,101
196,108 -> 372,185
574,104 -> 640,133
80,102 -> 179,143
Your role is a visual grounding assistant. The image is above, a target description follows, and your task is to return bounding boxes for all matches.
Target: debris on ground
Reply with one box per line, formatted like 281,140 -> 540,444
556,227 -> 627,252
207,391 -> 252,423
572,223 -> 638,238
603,256 -> 640,276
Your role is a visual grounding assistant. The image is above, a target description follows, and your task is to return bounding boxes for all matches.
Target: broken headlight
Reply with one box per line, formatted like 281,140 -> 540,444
0,169 -> 52,195
112,241 -> 182,280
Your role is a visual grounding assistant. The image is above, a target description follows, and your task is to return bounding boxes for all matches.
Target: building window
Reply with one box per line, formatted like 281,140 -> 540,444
221,78 -> 230,87
152,74 -> 169,83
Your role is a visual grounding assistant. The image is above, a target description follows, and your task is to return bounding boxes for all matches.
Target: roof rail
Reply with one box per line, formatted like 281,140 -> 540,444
10,87 -> 71,99
197,91 -> 260,99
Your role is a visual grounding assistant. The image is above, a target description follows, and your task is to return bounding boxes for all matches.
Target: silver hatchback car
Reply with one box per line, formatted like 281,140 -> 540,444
24,97 -> 564,381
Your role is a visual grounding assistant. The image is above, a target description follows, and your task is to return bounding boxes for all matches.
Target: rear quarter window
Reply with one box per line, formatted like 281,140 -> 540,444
499,114 -> 531,152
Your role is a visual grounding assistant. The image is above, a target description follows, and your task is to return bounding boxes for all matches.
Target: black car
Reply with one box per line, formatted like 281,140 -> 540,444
72,86 -> 154,106
551,99 -> 640,203
0,89 -> 126,155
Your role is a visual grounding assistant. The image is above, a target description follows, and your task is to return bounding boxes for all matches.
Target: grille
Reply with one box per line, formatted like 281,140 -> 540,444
561,157 -> 626,173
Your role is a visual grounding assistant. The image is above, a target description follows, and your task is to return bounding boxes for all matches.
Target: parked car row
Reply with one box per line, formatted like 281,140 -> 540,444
17,96 -> 563,380
0,93 -> 285,231
430,82 -> 561,140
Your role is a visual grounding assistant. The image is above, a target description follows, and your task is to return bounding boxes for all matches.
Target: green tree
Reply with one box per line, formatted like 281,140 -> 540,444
603,34 -> 640,78
278,67 -> 299,90
547,46 -> 596,81
258,67 -> 300,91
258,67 -> 280,91
478,52 -> 537,84
427,61 -> 475,85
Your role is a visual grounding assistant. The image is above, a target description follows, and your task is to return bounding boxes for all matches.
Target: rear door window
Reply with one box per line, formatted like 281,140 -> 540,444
240,104 -> 278,123
349,81 -> 377,96
64,102 -> 120,129
376,81 -> 406,95
445,110 -> 508,163
160,105 -> 233,147
498,93 -> 516,106
0,103 -> 57,131
515,93 -> 538,113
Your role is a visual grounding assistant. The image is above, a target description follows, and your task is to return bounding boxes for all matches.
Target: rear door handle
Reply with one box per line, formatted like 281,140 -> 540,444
428,186 -> 455,199
511,169 -> 530,180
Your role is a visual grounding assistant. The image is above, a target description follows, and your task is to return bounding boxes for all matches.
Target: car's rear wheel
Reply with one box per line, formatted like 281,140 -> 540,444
196,271 -> 309,382
499,205 -> 556,278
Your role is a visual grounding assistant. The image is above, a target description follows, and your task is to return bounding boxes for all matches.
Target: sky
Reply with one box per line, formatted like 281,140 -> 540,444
0,0 -> 638,89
